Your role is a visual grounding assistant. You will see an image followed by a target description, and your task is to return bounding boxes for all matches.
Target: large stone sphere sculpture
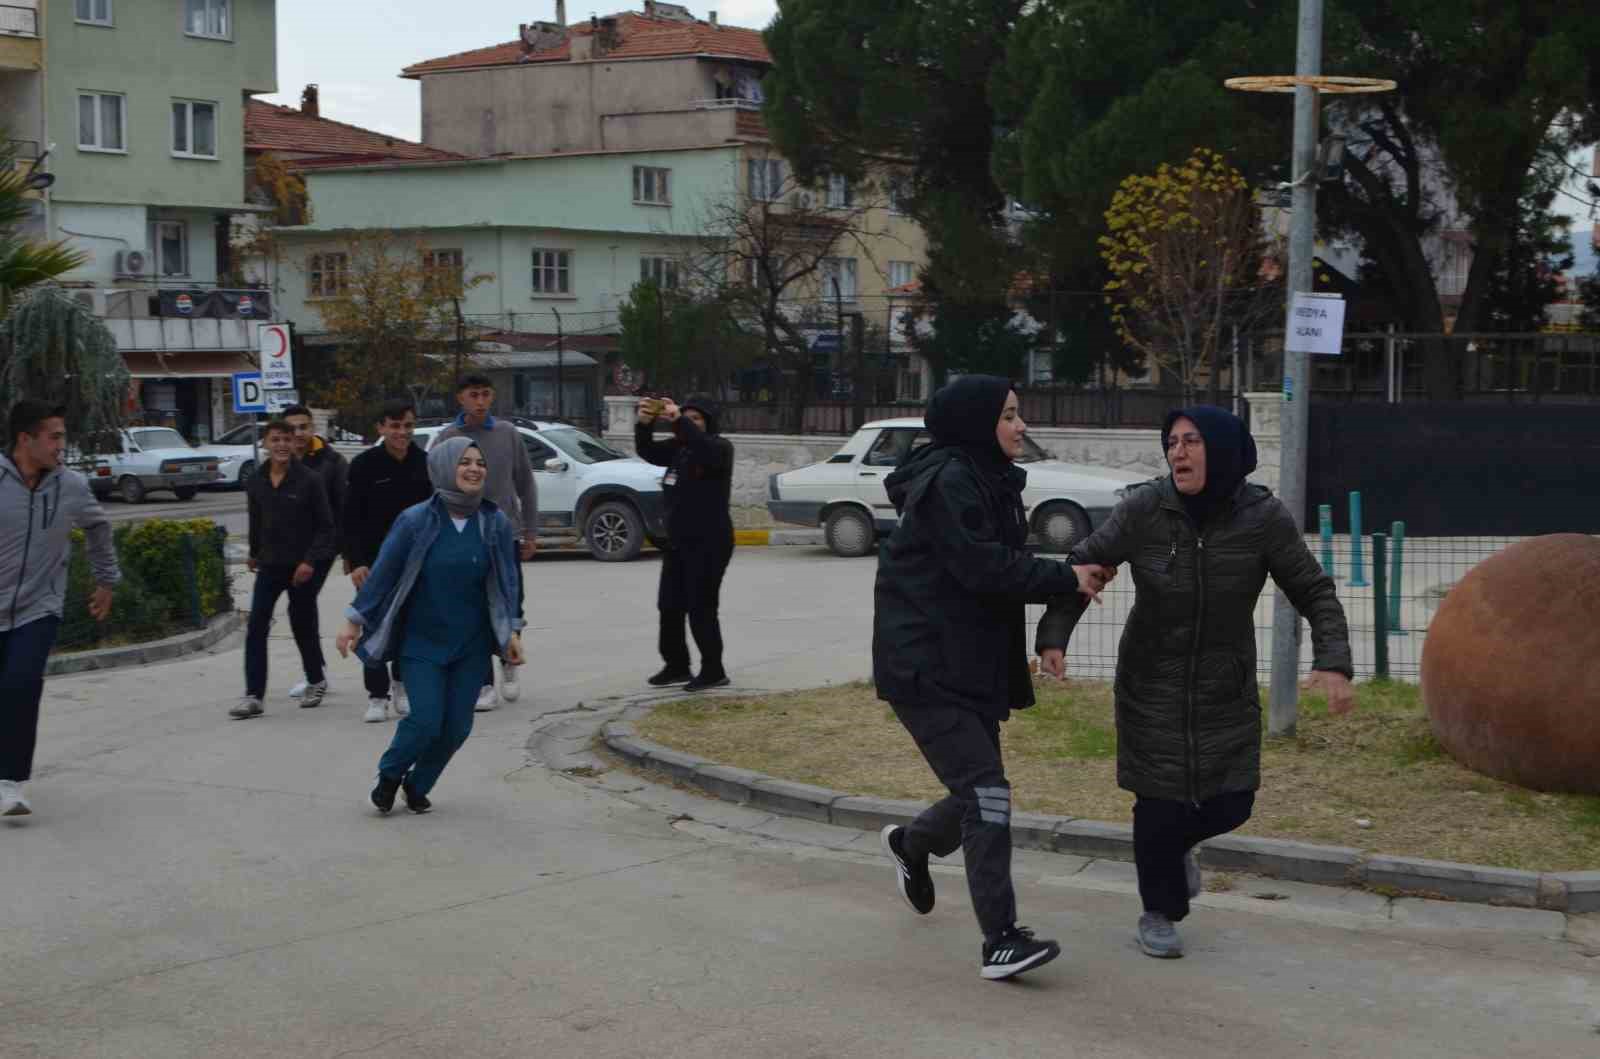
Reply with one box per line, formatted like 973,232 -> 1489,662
1421,534 -> 1600,794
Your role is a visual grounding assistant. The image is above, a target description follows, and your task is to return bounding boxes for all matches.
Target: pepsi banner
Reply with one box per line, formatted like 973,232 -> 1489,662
156,289 -> 274,319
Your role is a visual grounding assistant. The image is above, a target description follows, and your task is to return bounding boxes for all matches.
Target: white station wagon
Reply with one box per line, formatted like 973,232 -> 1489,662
767,417 -> 1146,557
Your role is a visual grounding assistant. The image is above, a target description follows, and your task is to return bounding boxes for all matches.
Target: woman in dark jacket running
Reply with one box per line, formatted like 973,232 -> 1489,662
635,395 -> 736,691
1037,405 -> 1352,959
873,375 -> 1112,981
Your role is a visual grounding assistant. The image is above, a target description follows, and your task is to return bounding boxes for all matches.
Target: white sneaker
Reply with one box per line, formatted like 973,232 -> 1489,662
499,661 -> 521,703
288,679 -> 308,698
363,697 -> 389,723
0,779 -> 32,817
475,685 -> 499,712
391,682 -> 409,717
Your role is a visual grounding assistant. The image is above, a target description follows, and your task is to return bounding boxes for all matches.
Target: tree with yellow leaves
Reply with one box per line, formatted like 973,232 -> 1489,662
1099,148 -> 1281,400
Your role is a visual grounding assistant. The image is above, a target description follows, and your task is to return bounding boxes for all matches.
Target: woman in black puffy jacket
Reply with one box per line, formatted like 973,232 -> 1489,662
872,374 -> 1109,982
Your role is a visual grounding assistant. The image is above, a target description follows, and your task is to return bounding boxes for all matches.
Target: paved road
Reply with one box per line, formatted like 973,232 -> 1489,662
6,549 -> 1596,1058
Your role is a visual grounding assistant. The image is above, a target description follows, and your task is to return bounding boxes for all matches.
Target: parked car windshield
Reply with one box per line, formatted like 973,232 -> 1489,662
540,427 -> 626,465
1013,435 -> 1050,464
215,423 -> 261,445
131,428 -> 190,450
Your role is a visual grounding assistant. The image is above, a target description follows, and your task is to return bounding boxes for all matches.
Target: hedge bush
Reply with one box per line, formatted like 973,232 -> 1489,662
58,519 -> 234,652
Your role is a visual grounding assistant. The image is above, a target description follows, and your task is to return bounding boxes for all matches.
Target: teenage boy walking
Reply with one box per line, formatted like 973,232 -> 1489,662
282,403 -> 348,700
343,399 -> 432,723
433,374 -> 537,711
232,419 -> 336,719
1,400 -> 122,817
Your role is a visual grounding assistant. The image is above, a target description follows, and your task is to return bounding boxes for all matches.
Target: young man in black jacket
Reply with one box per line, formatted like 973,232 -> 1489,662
232,419 -> 336,719
283,404 -> 348,700
342,399 -> 433,723
634,395 -> 735,691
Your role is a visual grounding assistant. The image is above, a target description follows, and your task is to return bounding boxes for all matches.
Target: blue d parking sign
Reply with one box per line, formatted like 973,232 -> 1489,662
232,372 -> 265,414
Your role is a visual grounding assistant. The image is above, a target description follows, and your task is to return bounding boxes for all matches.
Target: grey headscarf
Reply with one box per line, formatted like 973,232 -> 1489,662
427,436 -> 485,518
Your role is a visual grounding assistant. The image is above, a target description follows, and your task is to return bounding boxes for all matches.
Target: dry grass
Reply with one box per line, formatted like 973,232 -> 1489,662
639,679 -> 1600,872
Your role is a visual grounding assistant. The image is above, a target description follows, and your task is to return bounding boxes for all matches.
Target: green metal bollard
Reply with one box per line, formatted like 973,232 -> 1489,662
1319,504 -> 1334,573
1389,520 -> 1406,635
1372,533 -> 1389,679
1349,491 -> 1369,587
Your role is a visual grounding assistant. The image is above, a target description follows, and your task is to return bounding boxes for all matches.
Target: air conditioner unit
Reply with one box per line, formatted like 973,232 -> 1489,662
114,249 -> 148,277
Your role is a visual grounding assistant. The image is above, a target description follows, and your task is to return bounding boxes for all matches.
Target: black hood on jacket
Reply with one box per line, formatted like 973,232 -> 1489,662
680,395 -> 722,435
1163,405 -> 1258,527
926,374 -> 1013,466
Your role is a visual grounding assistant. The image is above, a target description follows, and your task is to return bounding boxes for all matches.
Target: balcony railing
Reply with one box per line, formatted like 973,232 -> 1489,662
0,3 -> 38,37
689,97 -> 762,111
101,288 -> 275,353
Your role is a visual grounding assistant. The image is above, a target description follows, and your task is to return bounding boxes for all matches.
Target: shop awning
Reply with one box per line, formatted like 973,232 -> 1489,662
122,351 -> 260,378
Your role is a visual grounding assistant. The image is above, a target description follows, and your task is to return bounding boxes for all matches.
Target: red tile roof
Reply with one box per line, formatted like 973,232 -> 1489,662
244,100 -> 461,164
402,12 -> 771,79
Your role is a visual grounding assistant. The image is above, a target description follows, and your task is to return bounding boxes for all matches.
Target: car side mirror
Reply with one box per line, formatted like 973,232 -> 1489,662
542,458 -> 568,473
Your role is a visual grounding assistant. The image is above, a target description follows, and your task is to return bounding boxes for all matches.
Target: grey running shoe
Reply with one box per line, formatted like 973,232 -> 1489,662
229,696 -> 264,720
1185,849 -> 1202,899
1137,912 -> 1184,959
299,680 -> 328,708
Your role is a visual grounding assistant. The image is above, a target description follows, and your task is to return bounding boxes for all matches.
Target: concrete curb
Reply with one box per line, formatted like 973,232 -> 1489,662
46,609 -> 246,676
599,718 -> 1599,914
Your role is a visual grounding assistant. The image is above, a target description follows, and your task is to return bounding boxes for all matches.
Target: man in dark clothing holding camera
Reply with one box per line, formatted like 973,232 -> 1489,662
634,395 -> 735,691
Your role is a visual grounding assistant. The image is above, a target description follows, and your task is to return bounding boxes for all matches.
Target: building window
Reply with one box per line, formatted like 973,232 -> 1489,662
826,173 -> 853,209
531,249 -> 571,295
633,166 -> 671,205
640,256 -> 679,289
150,221 -> 188,276
171,100 -> 217,159
77,92 -> 125,152
423,248 -> 465,294
821,257 -> 858,301
748,158 -> 784,202
185,0 -> 230,39
888,261 -> 916,290
308,252 -> 350,298
75,0 -> 112,26
888,177 -> 911,215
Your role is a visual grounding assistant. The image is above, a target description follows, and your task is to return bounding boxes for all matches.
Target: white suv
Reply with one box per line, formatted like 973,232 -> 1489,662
416,420 -> 666,561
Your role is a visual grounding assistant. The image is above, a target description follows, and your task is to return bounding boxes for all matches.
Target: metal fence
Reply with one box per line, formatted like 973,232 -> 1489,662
1027,532 -> 1522,685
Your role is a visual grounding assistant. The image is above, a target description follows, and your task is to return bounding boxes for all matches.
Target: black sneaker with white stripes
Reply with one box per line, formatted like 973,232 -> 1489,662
980,926 -> 1061,981
880,824 -> 935,914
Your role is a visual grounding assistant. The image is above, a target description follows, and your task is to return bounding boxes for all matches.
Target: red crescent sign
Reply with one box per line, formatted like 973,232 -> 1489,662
265,326 -> 289,358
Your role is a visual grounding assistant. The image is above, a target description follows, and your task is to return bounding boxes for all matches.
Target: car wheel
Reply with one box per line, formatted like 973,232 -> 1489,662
119,475 -> 146,504
1033,502 -> 1091,554
586,500 -> 644,562
236,460 -> 256,487
824,506 -> 875,558
174,486 -> 198,501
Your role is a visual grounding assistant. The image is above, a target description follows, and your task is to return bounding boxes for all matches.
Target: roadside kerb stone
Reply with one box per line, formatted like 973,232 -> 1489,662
1011,811 -> 1066,853
1053,819 -> 1135,860
1553,871 -> 1600,914
692,763 -> 766,804
747,777 -> 843,823
45,609 -> 244,676
1366,854 -> 1541,907
1199,834 -> 1364,887
828,795 -> 929,832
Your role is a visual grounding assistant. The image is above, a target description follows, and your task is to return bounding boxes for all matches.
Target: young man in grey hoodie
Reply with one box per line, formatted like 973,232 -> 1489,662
0,400 -> 122,817
433,374 -> 537,710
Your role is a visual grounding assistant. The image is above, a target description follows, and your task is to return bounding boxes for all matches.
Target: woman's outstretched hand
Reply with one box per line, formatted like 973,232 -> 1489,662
1303,670 -> 1355,716
505,633 -> 525,666
1072,563 -> 1117,605
1038,648 -> 1066,679
335,620 -> 360,659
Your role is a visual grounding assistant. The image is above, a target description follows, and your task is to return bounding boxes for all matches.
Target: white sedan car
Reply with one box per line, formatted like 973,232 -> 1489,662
767,417 -> 1146,557
197,420 -> 266,488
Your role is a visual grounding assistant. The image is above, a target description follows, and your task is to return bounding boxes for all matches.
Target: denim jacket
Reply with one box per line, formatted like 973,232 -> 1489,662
345,495 -> 524,666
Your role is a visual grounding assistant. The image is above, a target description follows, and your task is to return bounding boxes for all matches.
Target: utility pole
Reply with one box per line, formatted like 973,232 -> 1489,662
553,305 -> 564,420
1266,0 -> 1324,738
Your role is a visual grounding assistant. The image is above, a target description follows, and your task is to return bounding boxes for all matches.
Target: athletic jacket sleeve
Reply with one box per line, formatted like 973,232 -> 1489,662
509,426 -> 539,542
1264,497 -> 1353,677
922,463 -> 1082,601
304,472 -> 336,564
671,417 -> 732,470
633,421 -> 678,467
71,475 -> 122,587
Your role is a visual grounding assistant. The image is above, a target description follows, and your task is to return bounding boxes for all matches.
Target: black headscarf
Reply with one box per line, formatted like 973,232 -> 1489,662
680,395 -> 721,435
924,374 -> 1014,472
1163,405 -> 1258,529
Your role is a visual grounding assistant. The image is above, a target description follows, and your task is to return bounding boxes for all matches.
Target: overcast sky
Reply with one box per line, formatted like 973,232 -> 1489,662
259,1 -> 1593,232
259,1 -> 781,140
